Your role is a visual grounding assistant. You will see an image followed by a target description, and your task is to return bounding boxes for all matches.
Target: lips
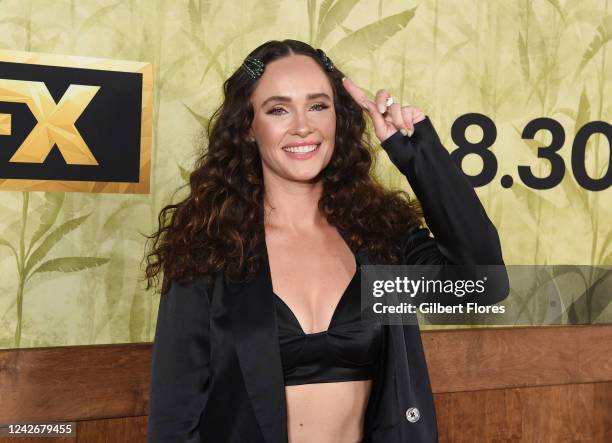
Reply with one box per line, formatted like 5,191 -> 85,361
282,143 -> 320,153
281,143 -> 321,160
283,140 -> 321,148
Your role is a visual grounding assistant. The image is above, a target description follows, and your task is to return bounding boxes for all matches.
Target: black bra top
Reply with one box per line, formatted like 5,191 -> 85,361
273,267 -> 384,386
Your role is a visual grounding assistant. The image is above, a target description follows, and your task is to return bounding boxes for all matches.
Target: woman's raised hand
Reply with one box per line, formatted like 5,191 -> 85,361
342,77 -> 426,144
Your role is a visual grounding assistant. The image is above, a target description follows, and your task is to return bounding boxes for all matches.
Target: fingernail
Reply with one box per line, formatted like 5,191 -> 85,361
408,129 -> 414,137
341,76 -> 347,82
360,99 -> 368,109
378,104 -> 386,113
385,96 -> 394,106
400,128 -> 408,136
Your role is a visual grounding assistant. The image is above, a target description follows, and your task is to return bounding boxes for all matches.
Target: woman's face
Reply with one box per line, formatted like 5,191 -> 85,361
248,54 -> 336,183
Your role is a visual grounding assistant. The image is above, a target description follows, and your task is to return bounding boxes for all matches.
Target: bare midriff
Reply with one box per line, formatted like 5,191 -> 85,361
284,380 -> 372,443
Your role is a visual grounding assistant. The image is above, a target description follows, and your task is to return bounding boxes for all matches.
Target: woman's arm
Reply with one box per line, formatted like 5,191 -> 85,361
147,276 -> 211,443
381,116 -> 504,266
381,117 -> 509,305
341,78 -> 508,306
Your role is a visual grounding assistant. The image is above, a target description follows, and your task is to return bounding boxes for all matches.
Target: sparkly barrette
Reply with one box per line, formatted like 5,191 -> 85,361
316,48 -> 335,72
242,56 -> 265,79
241,49 -> 335,80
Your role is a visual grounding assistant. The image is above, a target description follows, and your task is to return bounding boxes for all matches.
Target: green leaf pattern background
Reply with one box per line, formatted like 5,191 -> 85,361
0,0 -> 610,349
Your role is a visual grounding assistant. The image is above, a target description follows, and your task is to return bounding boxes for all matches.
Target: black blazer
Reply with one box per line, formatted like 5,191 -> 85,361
146,117 -> 509,443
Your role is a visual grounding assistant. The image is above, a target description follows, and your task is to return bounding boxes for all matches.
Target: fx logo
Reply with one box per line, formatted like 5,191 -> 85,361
0,49 -> 152,194
0,79 -> 100,165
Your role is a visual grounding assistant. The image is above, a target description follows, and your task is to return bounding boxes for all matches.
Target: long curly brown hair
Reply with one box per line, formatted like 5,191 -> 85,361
142,39 -> 423,294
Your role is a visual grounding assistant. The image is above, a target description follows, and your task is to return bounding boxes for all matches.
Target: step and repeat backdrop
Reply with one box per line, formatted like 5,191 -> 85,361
0,0 -> 610,349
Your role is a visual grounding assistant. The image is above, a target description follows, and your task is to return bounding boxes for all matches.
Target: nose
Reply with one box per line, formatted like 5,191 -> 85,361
290,109 -> 314,137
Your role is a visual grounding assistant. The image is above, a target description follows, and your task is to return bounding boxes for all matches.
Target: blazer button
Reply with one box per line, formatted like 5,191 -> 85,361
405,407 -> 420,423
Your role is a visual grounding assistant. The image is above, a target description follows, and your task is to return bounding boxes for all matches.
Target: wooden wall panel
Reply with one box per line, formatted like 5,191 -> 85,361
434,382 -> 612,443
1,326 -> 611,442
434,387 -> 524,442
422,325 -> 612,393
593,382 -> 612,443
76,416 -> 148,443
0,343 -> 151,422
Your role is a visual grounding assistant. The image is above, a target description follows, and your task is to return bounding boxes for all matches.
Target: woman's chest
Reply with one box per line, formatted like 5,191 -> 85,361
265,228 -> 357,335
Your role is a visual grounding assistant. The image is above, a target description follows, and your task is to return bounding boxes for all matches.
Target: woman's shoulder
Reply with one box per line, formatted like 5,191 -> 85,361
161,272 -> 215,298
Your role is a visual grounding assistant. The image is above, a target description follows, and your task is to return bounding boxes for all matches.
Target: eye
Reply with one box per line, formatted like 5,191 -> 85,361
268,107 -> 286,115
311,102 -> 330,111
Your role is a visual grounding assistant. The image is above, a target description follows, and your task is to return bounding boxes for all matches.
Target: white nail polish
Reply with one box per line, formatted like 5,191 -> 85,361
378,104 -> 386,113
400,129 -> 408,136
385,96 -> 394,106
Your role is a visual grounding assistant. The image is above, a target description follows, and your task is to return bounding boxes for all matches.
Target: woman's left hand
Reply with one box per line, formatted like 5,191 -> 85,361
342,77 -> 426,144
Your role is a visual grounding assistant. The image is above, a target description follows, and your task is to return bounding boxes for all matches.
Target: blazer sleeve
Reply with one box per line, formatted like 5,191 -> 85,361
381,116 -> 509,305
147,276 -> 212,443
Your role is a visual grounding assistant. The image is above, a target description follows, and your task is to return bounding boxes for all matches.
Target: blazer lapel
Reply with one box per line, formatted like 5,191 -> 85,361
229,241 -> 288,443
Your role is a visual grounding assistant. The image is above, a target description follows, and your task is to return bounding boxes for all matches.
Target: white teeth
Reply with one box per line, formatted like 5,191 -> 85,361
282,144 -> 319,153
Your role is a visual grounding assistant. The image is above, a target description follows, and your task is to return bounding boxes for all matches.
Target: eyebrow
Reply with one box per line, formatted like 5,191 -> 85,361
260,93 -> 332,109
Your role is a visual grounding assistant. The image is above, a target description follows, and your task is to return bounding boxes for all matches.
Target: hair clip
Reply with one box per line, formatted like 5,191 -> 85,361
316,48 -> 334,72
242,56 -> 265,79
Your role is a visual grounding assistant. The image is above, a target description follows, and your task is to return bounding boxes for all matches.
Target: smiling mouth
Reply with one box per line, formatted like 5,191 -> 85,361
281,143 -> 321,153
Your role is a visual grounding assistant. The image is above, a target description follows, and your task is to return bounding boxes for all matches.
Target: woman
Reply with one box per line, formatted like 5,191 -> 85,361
144,39 -> 507,443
